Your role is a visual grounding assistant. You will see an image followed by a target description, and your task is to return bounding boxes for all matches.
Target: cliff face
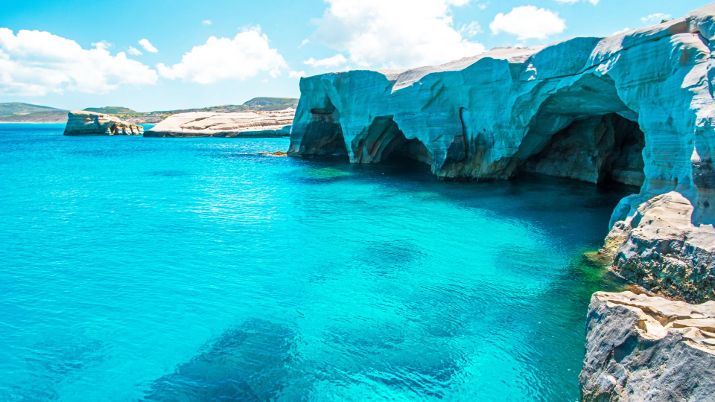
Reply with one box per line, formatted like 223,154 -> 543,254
580,291 -> 715,401
63,111 -> 143,136
145,109 -> 293,138
288,5 -> 715,226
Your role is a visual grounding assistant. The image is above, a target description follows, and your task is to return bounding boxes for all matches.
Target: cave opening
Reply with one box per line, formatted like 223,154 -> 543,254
297,98 -> 349,160
354,116 -> 432,171
521,113 -> 645,189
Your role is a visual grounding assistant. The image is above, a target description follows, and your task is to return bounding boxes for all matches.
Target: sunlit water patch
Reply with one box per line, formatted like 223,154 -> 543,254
0,124 -> 623,401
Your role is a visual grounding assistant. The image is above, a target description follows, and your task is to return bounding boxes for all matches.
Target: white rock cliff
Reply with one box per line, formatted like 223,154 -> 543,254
146,109 -> 294,138
63,111 -> 143,136
288,5 -> 715,226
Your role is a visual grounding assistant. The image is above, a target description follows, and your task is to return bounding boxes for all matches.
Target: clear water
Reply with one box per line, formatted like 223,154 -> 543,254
0,124 -> 624,401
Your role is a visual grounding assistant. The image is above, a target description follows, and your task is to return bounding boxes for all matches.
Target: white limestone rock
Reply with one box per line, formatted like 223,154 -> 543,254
63,111 -> 143,136
580,291 -> 715,401
601,192 -> 715,303
288,5 -> 715,224
146,109 -> 294,138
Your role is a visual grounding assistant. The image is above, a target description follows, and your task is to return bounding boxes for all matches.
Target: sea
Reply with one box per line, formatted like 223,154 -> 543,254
0,123 -> 625,401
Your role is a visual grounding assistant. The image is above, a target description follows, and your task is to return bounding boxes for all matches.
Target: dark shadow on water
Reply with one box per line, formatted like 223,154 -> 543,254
143,319 -> 298,402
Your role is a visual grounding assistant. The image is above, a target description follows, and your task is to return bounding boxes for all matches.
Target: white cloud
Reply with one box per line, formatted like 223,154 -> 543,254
304,54 -> 347,68
311,0 -> 485,69
289,70 -> 306,79
460,21 -> 483,37
127,46 -> 142,56
640,13 -> 671,24
138,38 -> 158,53
202,19 -> 213,26
0,28 -> 157,96
489,6 -> 566,40
157,26 -> 288,84
555,0 -> 599,5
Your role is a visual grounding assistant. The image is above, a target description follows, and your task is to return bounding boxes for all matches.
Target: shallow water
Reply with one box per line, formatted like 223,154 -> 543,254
0,124 -> 625,401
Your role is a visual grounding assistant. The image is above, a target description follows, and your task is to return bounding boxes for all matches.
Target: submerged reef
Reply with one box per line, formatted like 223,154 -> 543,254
63,111 -> 143,136
288,4 -> 715,399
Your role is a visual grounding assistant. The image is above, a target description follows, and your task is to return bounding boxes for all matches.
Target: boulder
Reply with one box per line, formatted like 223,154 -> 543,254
580,291 -> 715,401
63,111 -> 143,136
145,109 -> 294,138
601,192 -> 715,303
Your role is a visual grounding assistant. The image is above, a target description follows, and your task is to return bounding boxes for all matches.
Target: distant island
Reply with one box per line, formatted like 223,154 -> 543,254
0,97 -> 298,124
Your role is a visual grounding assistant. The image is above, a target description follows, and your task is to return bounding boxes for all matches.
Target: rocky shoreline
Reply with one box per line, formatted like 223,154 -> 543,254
63,111 -> 143,136
145,110 -> 293,138
286,4 -> 715,400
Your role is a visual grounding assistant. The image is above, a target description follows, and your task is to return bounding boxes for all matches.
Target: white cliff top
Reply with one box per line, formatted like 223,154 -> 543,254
149,109 -> 295,134
385,47 -> 544,91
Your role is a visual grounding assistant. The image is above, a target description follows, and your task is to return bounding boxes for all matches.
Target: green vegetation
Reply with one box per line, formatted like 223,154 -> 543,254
0,97 -> 298,123
0,102 -> 68,122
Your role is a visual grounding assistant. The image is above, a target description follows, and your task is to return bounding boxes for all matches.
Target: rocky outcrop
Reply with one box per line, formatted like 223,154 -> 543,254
601,192 -> 715,303
289,5 -> 715,225
145,109 -> 293,138
580,291 -> 715,401
63,111 -> 143,136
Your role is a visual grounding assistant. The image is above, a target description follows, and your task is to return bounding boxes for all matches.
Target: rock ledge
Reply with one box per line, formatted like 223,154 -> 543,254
581,291 -> 715,401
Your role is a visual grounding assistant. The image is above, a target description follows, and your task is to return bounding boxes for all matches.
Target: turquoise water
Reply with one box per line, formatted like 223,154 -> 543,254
0,124 -> 624,401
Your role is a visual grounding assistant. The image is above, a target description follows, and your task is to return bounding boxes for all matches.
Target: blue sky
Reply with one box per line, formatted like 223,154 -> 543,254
0,0 -> 710,111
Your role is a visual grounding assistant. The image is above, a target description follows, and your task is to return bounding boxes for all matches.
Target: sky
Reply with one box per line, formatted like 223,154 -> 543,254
0,0 -> 710,111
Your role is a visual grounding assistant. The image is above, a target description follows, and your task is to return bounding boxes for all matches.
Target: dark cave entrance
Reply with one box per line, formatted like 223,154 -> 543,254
354,116 -> 432,171
521,113 -> 645,188
297,98 -> 349,160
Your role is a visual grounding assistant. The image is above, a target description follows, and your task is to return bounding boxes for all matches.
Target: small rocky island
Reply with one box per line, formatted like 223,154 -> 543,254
287,4 -> 715,400
63,111 -> 143,136
145,109 -> 294,138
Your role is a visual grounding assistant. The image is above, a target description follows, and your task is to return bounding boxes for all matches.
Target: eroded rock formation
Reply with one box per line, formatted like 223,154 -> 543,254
602,192 -> 715,303
288,5 -> 715,225
63,111 -> 143,136
580,291 -> 715,401
146,109 -> 293,138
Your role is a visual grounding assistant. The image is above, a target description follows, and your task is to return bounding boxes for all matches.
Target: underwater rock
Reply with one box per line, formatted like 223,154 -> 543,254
63,111 -> 143,136
580,291 -> 715,401
144,319 -> 297,401
145,110 -> 293,138
288,5 -> 715,224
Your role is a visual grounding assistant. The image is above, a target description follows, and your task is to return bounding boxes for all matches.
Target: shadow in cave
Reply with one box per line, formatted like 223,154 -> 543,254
354,115 -> 433,175
295,98 -> 349,162
520,113 -> 645,190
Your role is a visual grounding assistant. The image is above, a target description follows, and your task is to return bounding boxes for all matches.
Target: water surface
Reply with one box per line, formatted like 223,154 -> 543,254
0,124 -> 623,401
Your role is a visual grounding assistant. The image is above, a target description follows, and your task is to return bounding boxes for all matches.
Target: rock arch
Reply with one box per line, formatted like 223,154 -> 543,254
514,75 -> 646,188
287,97 -> 348,159
352,116 -> 433,168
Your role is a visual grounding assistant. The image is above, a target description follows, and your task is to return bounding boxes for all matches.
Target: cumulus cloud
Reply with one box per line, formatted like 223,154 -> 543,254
555,0 -> 599,5
641,13 -> 671,24
138,38 -> 158,53
489,6 -> 566,40
157,27 -> 288,84
311,0 -> 485,69
202,19 -> 213,26
127,46 -> 142,56
0,28 -> 157,96
304,54 -> 347,68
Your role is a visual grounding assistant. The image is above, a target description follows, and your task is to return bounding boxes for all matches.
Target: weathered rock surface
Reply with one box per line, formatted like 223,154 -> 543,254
289,5 -> 715,224
580,291 -> 715,401
145,109 -> 294,138
63,111 -> 143,136
601,192 -> 715,303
